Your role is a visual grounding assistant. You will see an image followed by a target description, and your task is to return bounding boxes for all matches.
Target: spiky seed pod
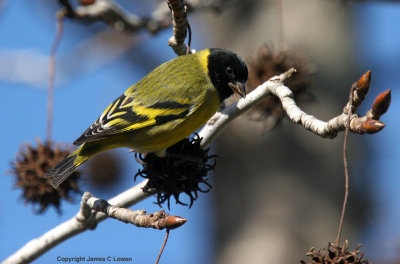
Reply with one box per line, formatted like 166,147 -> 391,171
301,241 -> 371,264
135,135 -> 216,209
10,139 -> 80,214
247,45 -> 314,128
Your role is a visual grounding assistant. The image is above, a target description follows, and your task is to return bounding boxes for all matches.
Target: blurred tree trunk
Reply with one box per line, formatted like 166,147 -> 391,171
197,0 -> 371,263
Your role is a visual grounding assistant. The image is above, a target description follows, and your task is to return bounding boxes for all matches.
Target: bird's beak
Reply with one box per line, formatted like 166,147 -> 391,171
228,80 -> 247,99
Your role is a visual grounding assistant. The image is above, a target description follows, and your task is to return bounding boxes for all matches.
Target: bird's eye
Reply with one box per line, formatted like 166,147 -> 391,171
226,67 -> 234,76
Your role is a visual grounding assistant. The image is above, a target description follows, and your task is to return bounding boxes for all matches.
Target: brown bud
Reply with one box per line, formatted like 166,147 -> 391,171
356,70 -> 371,97
362,119 -> 385,134
164,216 -> 187,230
372,89 -> 391,117
79,0 -> 95,5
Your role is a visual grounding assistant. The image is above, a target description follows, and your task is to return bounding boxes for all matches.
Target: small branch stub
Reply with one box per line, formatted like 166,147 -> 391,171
79,192 -> 187,230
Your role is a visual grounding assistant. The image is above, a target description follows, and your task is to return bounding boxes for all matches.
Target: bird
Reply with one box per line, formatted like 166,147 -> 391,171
45,48 -> 248,187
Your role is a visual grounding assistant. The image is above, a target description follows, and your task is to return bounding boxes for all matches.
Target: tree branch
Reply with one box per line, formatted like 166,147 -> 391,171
4,181 -> 150,264
199,68 -> 387,146
58,0 -> 222,55
78,192 -> 186,230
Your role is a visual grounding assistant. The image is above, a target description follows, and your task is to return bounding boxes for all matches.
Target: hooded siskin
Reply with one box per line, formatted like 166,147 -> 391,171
45,49 -> 248,187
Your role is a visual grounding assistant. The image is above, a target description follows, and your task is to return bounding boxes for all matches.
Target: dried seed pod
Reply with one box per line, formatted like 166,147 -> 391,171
301,241 -> 371,264
247,45 -> 314,128
135,135 -> 216,209
10,139 -> 81,213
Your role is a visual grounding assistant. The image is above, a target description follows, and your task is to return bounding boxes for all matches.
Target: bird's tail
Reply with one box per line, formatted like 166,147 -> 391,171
45,146 -> 88,188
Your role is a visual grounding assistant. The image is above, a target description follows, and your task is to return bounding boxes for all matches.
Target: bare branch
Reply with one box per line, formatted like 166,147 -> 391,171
199,68 -> 297,146
199,68 -> 387,146
78,192 -> 187,230
3,181 -> 150,264
58,0 -> 222,55
73,1 -> 148,33
61,0 -> 222,34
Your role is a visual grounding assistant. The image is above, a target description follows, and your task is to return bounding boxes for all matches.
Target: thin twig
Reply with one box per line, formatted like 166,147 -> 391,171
155,229 -> 170,264
47,11 -> 65,142
167,0 -> 189,55
186,20 -> 192,55
335,85 -> 355,247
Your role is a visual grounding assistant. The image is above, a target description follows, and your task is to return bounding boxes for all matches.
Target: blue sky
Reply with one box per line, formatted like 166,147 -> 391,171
353,2 -> 400,261
1,1 -> 400,264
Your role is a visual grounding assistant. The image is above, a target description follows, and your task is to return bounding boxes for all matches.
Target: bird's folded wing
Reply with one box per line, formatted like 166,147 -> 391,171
73,92 -> 194,146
